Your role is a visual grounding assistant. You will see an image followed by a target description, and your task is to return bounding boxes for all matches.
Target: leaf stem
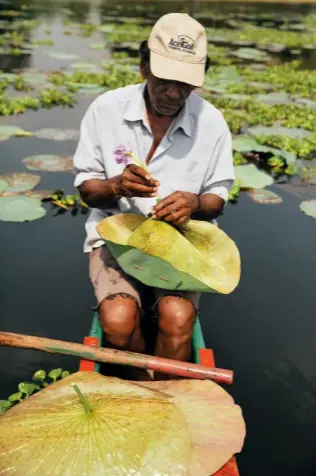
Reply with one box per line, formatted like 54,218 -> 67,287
72,383 -> 93,414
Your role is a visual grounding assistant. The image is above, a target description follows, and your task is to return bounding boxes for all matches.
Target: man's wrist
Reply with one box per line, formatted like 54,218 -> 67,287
192,193 -> 200,213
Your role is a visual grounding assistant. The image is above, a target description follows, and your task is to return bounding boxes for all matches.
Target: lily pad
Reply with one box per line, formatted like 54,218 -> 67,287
247,81 -> 274,91
234,164 -> 274,189
0,73 -> 17,82
89,43 -> 106,50
0,173 -> 40,193
233,135 -> 296,165
97,24 -> 116,33
299,200 -> 316,219
0,179 -> 7,194
34,129 -> 80,141
65,82 -> 105,95
23,155 -> 73,172
21,73 -> 47,85
0,126 -> 33,141
48,51 -> 79,60
0,196 -> 46,222
248,126 -> 313,139
231,47 -> 270,62
248,189 -> 283,204
266,43 -> 286,53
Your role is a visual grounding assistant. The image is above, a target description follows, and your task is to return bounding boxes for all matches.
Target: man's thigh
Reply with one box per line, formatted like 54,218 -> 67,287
89,245 -> 144,308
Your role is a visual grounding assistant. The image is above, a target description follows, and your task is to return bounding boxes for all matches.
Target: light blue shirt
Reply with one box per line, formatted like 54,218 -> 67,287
73,83 -> 234,252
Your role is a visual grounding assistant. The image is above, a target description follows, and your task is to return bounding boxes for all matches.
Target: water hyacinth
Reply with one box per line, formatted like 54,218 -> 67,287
113,144 -> 149,172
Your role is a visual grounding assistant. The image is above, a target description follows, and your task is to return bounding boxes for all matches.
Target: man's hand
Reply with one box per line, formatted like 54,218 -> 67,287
117,165 -> 160,198
152,191 -> 199,225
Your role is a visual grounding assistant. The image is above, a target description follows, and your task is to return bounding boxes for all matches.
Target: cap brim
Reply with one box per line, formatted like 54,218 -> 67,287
150,51 -> 205,88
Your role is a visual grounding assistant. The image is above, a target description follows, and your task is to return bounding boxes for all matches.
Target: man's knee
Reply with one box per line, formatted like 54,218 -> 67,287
99,293 -> 139,348
157,296 -> 196,338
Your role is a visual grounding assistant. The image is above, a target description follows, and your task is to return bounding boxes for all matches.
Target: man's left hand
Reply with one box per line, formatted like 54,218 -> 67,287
152,191 -> 199,225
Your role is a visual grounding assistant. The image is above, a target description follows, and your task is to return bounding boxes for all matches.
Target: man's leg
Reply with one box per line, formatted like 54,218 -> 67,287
153,291 -> 200,379
89,246 -> 145,353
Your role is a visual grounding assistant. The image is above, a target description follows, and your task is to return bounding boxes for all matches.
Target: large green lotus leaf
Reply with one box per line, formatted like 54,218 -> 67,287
0,196 -> 46,222
141,380 -> 246,476
0,173 -> 40,193
231,47 -> 270,61
0,372 -> 191,475
0,125 -> 33,140
204,66 -> 243,92
248,188 -> 283,204
107,242 -> 212,292
97,215 -> 240,294
234,164 -> 274,189
300,200 -> 316,219
23,154 -> 73,172
233,135 -> 296,164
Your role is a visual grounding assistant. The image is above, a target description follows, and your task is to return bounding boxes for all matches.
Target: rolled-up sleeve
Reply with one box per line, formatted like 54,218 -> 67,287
73,102 -> 106,188
200,125 -> 234,203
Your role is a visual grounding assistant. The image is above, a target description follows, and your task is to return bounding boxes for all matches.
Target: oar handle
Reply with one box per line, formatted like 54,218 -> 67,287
0,332 -> 233,384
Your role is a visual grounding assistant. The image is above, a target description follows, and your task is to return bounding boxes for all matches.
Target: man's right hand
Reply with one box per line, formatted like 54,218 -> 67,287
117,165 -> 160,198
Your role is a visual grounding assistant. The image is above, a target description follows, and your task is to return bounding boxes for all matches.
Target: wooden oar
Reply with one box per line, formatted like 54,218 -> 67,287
0,332 -> 233,384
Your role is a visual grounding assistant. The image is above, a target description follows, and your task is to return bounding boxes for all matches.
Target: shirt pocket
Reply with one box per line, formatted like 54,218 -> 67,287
168,170 -> 203,194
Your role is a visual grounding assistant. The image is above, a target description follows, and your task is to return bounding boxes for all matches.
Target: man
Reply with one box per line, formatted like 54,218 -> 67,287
74,13 -> 234,375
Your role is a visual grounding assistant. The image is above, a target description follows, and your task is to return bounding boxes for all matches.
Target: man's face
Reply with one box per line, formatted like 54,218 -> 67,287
144,67 -> 195,116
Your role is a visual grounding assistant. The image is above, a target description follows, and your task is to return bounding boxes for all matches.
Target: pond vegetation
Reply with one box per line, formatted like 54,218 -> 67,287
0,1 -> 316,221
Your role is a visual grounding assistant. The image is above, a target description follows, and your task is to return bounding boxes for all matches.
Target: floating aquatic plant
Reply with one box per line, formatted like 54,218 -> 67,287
0,173 -> 40,193
33,128 -> 80,141
0,196 -> 46,222
248,188 -> 283,204
0,372 -> 245,476
97,215 -> 240,294
47,189 -> 88,212
0,125 -> 33,140
234,164 -> 274,189
0,367 -> 70,413
23,155 -> 74,172
299,200 -> 316,219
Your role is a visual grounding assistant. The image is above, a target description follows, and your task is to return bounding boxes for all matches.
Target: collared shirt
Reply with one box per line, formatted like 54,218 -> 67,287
73,83 -> 234,253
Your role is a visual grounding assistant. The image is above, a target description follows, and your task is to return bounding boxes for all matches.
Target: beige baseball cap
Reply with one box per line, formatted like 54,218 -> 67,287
148,13 -> 207,88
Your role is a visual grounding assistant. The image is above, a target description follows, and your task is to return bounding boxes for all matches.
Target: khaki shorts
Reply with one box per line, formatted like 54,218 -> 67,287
89,246 -> 201,311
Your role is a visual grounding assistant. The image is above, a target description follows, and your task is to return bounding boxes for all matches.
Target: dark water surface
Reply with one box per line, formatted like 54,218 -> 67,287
1,1 -> 316,476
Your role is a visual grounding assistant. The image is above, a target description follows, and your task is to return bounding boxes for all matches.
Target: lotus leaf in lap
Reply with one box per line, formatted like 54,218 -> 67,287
97,214 -> 240,294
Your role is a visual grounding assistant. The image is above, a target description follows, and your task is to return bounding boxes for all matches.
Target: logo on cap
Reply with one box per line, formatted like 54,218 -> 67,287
168,35 -> 196,55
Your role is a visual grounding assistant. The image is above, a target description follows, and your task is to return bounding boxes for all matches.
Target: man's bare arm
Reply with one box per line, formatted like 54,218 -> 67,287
79,178 -> 119,208
193,193 -> 225,220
